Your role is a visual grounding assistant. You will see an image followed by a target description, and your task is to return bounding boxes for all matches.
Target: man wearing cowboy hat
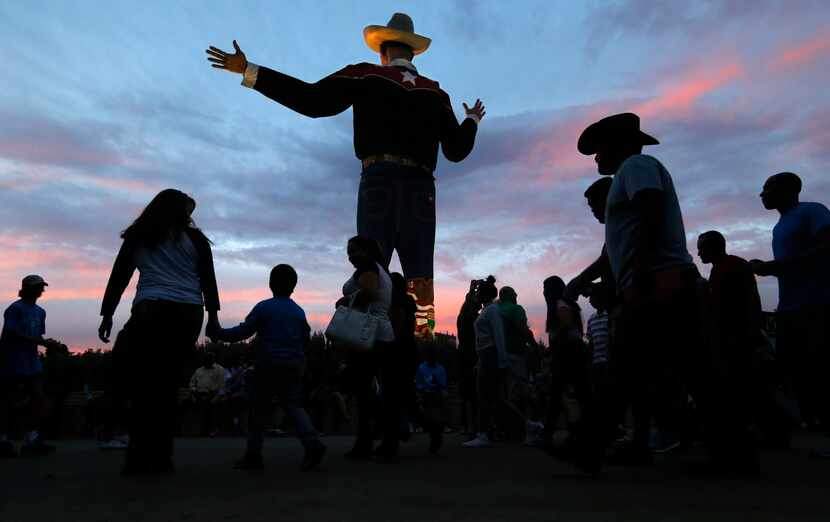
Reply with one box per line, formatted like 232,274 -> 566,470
577,113 -> 699,466
206,13 -> 486,337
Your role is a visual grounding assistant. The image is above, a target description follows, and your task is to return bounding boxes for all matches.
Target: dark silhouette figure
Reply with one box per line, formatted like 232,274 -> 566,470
415,344 -> 448,454
697,231 -> 762,473
99,189 -> 220,476
578,113 -> 700,465
0,275 -> 64,458
565,177 -> 615,304
540,276 -> 598,473
456,283 -> 481,435
208,264 -> 326,471
385,272 -> 419,453
340,235 -> 396,459
750,172 -> 830,431
205,12 -> 485,337
463,276 -> 506,448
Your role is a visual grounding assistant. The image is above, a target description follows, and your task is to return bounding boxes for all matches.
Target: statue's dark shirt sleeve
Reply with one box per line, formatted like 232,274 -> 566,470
251,65 -> 357,118
439,102 -> 477,162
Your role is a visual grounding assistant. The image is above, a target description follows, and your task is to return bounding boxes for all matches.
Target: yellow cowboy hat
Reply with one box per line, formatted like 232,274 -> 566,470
363,13 -> 431,55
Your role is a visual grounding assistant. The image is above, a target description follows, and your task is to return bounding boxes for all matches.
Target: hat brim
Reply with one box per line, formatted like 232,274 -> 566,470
577,125 -> 659,155
363,26 -> 431,55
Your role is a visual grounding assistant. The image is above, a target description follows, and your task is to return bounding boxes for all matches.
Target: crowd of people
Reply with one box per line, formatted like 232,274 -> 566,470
1,109 -> 828,479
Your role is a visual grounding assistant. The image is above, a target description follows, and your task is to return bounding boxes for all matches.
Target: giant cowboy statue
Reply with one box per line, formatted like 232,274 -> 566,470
206,13 -> 485,337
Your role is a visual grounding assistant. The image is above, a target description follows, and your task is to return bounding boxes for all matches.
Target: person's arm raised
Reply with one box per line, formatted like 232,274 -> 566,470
205,40 -> 355,118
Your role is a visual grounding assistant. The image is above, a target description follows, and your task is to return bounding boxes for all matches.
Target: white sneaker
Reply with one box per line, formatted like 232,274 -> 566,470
462,433 -> 491,448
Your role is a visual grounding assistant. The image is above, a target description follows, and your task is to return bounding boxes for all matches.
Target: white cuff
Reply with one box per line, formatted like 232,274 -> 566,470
465,114 -> 481,125
241,63 -> 259,88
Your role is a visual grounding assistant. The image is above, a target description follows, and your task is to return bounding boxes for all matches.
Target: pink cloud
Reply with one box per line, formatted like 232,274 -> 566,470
635,62 -> 745,118
770,29 -> 830,70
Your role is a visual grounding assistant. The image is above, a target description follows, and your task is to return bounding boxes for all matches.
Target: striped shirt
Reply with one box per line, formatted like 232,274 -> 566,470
586,311 -> 609,365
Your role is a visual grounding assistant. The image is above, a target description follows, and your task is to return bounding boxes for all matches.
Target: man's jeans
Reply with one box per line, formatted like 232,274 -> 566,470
246,365 -> 317,453
357,162 -> 436,334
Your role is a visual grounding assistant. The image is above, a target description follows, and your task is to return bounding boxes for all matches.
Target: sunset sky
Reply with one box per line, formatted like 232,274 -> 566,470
2,1 -> 829,349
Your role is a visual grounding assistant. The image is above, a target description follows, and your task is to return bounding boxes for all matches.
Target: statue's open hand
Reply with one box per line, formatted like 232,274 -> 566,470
206,40 -> 248,74
463,99 -> 486,122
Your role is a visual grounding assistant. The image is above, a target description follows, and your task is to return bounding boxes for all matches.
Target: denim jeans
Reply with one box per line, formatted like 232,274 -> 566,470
246,365 -> 317,453
116,299 -> 203,467
357,163 -> 437,334
357,163 -> 436,278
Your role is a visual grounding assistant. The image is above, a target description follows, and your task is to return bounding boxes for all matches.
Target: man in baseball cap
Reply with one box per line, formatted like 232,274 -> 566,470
0,274 -> 63,458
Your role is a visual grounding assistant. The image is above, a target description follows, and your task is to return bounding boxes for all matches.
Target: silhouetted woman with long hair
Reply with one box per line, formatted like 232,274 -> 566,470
98,189 -> 220,475
340,235 -> 396,459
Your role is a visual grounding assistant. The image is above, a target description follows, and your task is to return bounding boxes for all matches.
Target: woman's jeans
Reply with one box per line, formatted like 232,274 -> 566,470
114,299 -> 203,467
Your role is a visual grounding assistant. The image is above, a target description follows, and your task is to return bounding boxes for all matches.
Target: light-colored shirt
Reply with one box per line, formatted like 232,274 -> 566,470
474,303 -> 509,369
605,154 -> 694,291
189,364 -> 226,394
772,201 -> 830,311
134,233 -> 203,307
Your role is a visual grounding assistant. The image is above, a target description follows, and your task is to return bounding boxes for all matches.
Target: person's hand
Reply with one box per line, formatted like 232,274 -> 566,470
463,99 -> 486,122
98,315 -> 113,343
749,259 -> 775,277
205,315 -> 221,341
205,40 -> 248,74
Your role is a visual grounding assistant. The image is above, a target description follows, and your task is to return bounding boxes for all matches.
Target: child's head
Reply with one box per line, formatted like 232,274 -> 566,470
269,264 -> 298,297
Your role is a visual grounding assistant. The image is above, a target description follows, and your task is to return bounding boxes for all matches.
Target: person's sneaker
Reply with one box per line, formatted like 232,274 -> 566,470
462,433 -> 491,448
234,453 -> 265,471
20,440 -> 56,457
98,439 -> 129,451
0,440 -> 17,458
301,440 -> 327,471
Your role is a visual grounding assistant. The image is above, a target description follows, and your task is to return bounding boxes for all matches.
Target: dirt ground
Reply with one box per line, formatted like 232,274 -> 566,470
1,433 -> 829,522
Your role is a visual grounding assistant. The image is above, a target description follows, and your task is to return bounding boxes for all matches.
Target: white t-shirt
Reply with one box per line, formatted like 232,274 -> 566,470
604,154 -> 694,291
134,233 -> 204,307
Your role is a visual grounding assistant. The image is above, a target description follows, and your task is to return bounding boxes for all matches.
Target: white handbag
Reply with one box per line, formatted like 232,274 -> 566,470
325,293 -> 379,351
